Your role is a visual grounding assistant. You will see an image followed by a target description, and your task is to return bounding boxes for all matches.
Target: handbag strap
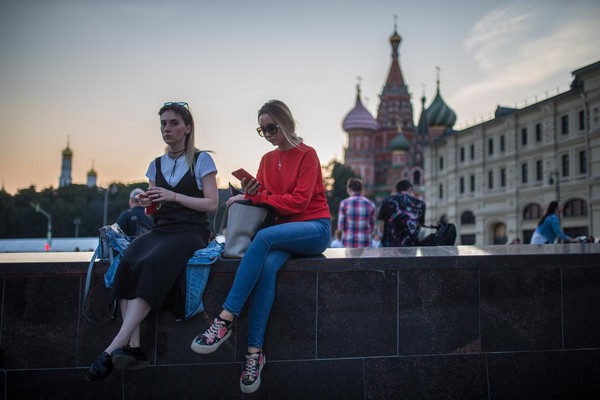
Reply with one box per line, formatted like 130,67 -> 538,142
83,245 -> 118,324
212,201 -> 229,236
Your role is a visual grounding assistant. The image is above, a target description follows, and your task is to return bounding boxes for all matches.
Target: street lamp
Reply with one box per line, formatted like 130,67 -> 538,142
29,202 -> 52,250
101,184 -> 118,226
73,217 -> 81,237
548,169 -> 560,202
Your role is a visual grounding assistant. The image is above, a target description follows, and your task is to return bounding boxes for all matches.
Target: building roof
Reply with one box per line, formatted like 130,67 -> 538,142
415,95 -> 430,137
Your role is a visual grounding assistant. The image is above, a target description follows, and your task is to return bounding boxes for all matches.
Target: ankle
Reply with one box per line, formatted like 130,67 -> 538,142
216,315 -> 233,326
218,311 -> 234,323
247,348 -> 261,355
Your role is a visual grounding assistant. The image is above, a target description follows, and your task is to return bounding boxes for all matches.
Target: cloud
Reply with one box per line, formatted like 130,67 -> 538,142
464,2 -> 535,71
453,0 -> 600,122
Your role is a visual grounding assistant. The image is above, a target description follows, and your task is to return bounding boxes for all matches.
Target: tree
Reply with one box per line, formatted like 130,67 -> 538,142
1,182 -> 150,238
323,160 -> 357,231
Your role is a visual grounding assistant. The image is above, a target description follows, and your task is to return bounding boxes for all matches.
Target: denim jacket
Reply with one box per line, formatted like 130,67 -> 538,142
102,224 -> 131,288
185,240 -> 224,319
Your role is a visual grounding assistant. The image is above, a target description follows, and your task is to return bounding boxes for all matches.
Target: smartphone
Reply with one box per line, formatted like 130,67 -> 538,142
145,202 -> 159,215
231,168 -> 256,183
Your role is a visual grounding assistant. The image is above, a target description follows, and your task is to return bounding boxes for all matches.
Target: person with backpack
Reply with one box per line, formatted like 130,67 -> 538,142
377,180 -> 426,247
115,188 -> 155,237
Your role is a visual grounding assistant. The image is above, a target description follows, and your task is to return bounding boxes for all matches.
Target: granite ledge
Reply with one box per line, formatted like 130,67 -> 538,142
0,243 -> 598,276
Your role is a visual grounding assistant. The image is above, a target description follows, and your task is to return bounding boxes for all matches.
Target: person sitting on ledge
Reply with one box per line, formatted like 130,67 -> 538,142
190,100 -> 331,394
85,102 -> 218,382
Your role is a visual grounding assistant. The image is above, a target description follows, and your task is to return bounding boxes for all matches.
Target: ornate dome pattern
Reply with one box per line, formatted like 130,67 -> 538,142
342,85 -> 379,131
426,85 -> 456,128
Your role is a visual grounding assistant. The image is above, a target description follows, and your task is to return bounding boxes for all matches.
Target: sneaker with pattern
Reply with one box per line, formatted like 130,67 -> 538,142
240,352 -> 266,394
191,317 -> 232,354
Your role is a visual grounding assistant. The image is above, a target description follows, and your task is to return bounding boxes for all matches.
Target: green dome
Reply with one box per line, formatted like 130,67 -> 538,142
389,133 -> 410,151
426,87 -> 456,128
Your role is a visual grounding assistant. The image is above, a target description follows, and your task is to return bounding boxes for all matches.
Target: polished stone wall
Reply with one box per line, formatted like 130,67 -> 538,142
1,245 -> 599,399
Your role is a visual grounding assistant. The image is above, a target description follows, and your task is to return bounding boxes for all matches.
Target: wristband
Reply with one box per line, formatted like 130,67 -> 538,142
174,193 -> 177,202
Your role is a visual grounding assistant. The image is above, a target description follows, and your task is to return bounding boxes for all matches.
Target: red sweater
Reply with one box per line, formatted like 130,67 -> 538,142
245,143 -> 331,223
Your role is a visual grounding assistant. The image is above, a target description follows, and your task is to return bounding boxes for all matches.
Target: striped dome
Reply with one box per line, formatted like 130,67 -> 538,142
342,85 -> 379,132
426,85 -> 456,128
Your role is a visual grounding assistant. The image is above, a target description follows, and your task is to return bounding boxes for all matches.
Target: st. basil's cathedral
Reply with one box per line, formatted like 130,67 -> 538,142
341,25 -> 456,202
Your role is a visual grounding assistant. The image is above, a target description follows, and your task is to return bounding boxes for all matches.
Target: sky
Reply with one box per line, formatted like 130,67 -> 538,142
0,0 -> 599,195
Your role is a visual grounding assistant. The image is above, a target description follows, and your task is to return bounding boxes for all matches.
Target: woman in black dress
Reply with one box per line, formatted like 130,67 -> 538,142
86,102 -> 219,381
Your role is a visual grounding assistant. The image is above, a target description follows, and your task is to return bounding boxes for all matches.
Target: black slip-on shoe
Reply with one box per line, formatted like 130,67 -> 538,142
111,346 -> 149,370
85,352 -> 114,382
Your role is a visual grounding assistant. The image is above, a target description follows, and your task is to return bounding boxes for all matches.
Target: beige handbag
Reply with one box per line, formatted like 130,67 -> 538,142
222,201 -> 276,258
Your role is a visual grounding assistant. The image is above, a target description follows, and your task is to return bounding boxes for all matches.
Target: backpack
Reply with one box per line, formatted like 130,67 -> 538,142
435,223 -> 457,245
419,223 -> 457,246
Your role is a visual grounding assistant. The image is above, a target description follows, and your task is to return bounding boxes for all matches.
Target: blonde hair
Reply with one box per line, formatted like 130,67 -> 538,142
159,103 -> 198,172
258,100 -> 302,148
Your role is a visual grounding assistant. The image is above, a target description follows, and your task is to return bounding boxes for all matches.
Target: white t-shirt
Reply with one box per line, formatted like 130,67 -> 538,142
146,152 -> 217,190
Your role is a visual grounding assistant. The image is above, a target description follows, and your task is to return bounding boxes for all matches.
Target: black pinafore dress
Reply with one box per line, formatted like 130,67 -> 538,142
112,153 -> 210,319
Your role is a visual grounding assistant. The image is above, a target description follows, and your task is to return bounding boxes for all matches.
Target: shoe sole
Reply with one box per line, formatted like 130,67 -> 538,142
240,355 -> 266,394
191,329 -> 232,354
112,354 -> 149,370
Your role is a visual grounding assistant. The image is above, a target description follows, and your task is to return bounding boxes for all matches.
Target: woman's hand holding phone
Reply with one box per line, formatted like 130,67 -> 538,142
136,191 -> 160,215
231,168 -> 260,194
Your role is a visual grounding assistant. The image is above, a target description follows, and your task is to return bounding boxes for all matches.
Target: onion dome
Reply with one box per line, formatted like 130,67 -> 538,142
342,84 -> 379,131
426,77 -> 456,128
62,144 -> 73,157
87,167 -> 97,177
389,133 -> 410,151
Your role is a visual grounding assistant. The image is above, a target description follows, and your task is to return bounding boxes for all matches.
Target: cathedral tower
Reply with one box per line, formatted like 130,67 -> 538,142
59,139 -> 73,187
373,23 -> 415,195
87,162 -> 97,187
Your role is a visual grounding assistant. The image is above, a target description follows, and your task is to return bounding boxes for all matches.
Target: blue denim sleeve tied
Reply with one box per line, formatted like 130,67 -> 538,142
185,240 -> 224,319
102,225 -> 131,288
99,224 -> 223,320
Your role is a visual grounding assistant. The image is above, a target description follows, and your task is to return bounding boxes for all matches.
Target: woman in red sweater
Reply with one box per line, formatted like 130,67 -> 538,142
191,100 -> 331,394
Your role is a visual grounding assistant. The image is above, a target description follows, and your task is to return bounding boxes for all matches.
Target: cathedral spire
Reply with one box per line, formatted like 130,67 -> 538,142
384,18 -> 405,90
59,138 -> 73,187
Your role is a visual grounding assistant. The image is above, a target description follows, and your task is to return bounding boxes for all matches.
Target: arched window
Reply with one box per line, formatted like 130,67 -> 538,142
563,198 -> 588,217
461,211 -> 475,225
493,223 -> 508,244
523,203 -> 541,220
413,170 -> 421,185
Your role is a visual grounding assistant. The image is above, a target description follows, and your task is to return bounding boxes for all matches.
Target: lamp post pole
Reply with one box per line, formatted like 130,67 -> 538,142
102,184 -> 118,227
73,217 -> 81,238
30,202 -> 52,250
549,170 -> 560,202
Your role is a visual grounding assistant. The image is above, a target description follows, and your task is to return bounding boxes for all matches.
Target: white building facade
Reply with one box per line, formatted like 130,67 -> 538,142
425,61 -> 600,244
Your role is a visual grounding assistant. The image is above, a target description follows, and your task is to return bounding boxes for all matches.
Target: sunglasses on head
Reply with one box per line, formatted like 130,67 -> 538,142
256,123 -> 280,137
163,102 -> 189,109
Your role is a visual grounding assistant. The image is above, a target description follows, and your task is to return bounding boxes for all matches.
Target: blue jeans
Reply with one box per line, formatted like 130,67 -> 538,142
223,218 -> 330,348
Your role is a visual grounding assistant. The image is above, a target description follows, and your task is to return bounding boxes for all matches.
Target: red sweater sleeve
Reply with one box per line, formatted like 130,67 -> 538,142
245,144 -> 330,223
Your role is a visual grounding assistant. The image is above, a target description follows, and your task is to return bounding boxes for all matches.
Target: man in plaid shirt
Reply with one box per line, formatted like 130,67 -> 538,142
337,178 -> 376,248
